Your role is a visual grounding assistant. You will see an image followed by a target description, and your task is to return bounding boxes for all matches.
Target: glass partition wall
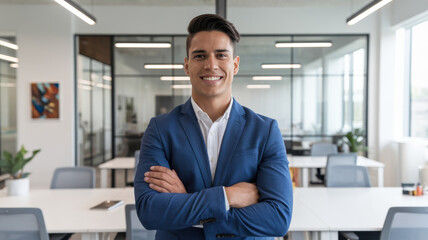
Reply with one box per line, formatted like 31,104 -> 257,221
0,37 -> 17,164
76,34 -> 368,164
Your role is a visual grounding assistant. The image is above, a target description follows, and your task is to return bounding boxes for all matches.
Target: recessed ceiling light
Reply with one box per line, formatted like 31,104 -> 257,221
246,85 -> 271,89
144,64 -> 184,69
261,64 -> 301,69
0,39 -> 18,50
0,54 -> 18,63
275,42 -> 332,48
171,85 -> 192,89
115,43 -> 171,48
252,76 -> 282,81
160,76 -> 190,81
9,63 -> 18,68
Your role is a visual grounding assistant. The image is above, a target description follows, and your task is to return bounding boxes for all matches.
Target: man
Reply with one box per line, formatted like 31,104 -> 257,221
135,14 -> 293,240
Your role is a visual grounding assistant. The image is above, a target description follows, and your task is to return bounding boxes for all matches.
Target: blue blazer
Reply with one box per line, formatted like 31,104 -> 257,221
135,99 -> 293,240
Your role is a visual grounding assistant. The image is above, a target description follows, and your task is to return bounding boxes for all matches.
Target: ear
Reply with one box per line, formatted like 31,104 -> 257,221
184,57 -> 190,76
233,56 -> 240,75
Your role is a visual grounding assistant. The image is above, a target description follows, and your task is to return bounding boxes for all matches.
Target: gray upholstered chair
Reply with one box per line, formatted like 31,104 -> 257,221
126,204 -> 156,240
0,208 -> 49,240
326,153 -> 357,167
380,207 -> 428,240
311,142 -> 338,183
326,165 -> 371,188
50,167 -> 95,189
311,142 -> 338,156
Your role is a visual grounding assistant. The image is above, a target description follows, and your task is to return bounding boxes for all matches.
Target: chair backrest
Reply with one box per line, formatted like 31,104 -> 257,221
311,142 -> 338,156
380,207 -> 428,240
126,204 -> 156,240
325,165 -> 371,187
0,208 -> 49,240
134,150 -> 140,179
50,167 -> 95,189
326,153 -> 357,167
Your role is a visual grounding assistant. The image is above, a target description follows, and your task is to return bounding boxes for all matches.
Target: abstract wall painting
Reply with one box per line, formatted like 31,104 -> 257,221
31,83 -> 59,119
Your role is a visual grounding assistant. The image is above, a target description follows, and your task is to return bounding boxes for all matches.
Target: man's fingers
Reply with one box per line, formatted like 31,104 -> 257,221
148,183 -> 170,193
145,171 -> 174,183
150,166 -> 171,173
144,176 -> 173,190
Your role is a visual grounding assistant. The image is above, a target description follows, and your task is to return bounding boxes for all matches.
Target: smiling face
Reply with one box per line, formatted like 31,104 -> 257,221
184,30 -> 240,104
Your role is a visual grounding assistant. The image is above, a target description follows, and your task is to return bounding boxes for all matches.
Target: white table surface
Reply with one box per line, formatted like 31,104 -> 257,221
99,157 -> 134,188
294,187 -> 428,240
288,155 -> 385,187
0,188 -> 135,239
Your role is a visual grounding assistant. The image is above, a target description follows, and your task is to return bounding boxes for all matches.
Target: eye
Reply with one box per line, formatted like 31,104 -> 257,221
193,54 -> 205,59
217,53 -> 228,58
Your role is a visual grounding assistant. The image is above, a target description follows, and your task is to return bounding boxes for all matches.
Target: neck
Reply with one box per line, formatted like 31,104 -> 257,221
192,95 -> 231,122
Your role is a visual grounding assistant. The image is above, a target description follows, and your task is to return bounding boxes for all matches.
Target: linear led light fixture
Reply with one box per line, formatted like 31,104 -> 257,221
0,39 -> 18,50
346,0 -> 392,25
0,83 -> 16,88
10,63 -> 18,68
160,76 -> 190,81
252,76 -> 282,81
115,43 -> 171,48
247,85 -> 271,89
0,54 -> 18,63
144,64 -> 183,69
171,85 -> 192,89
275,42 -> 332,48
102,75 -> 112,81
55,0 -> 96,25
261,64 -> 301,69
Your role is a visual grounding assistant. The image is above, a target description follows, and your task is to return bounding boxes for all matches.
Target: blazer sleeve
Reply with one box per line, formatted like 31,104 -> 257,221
203,119 -> 293,237
134,118 -> 229,230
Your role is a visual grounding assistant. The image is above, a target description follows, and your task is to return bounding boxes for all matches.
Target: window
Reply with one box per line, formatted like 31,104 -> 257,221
0,37 -> 17,157
76,34 -> 369,161
409,20 -> 428,139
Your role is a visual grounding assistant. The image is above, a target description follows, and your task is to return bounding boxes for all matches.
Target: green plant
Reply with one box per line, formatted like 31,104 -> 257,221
344,129 -> 368,153
0,146 -> 41,179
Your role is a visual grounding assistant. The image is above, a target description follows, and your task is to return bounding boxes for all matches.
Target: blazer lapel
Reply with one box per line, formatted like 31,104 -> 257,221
178,100 -> 212,188
213,100 -> 246,186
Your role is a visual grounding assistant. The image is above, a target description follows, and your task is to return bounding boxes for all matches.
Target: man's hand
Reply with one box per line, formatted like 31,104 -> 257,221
144,166 -> 187,193
225,182 -> 259,208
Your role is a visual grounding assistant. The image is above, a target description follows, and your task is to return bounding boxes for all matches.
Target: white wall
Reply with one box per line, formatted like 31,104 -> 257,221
0,1 -> 426,187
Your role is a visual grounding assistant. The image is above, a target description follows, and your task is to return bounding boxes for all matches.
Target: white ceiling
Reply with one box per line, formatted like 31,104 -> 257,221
0,0 -> 369,7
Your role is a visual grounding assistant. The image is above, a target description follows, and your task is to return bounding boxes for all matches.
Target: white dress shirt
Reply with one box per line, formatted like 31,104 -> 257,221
191,97 -> 233,227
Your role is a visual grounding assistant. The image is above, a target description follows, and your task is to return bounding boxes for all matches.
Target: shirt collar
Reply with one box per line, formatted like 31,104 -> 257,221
191,97 -> 233,123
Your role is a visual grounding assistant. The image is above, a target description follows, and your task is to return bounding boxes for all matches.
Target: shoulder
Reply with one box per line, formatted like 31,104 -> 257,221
238,103 -> 276,127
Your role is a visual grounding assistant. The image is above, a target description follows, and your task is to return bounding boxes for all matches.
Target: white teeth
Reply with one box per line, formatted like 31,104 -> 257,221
202,77 -> 221,81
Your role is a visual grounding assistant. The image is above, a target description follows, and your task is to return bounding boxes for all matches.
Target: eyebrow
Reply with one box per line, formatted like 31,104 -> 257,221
191,49 -> 230,55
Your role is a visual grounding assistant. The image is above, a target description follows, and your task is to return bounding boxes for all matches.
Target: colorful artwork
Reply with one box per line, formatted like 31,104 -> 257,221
31,83 -> 59,119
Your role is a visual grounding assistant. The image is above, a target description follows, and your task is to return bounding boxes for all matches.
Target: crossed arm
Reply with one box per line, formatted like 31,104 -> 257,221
144,166 -> 259,208
135,118 -> 292,237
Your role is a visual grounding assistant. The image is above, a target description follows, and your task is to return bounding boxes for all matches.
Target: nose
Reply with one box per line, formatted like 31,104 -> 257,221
204,55 -> 218,70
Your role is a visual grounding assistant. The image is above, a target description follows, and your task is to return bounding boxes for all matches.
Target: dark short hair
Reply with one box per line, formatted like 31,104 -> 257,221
186,14 -> 240,57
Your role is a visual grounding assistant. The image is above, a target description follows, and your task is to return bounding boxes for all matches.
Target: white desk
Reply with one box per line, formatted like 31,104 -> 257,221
99,157 -> 134,188
288,156 -> 385,187
0,187 -> 331,240
0,188 -> 134,240
294,187 -> 428,240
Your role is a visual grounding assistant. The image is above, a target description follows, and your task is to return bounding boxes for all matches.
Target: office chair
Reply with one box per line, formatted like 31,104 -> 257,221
0,208 -> 49,240
126,150 -> 140,187
50,167 -> 95,189
126,204 -> 156,240
311,142 -> 338,183
325,165 -> 371,188
326,153 -> 357,167
326,165 -> 371,240
380,207 -> 428,240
